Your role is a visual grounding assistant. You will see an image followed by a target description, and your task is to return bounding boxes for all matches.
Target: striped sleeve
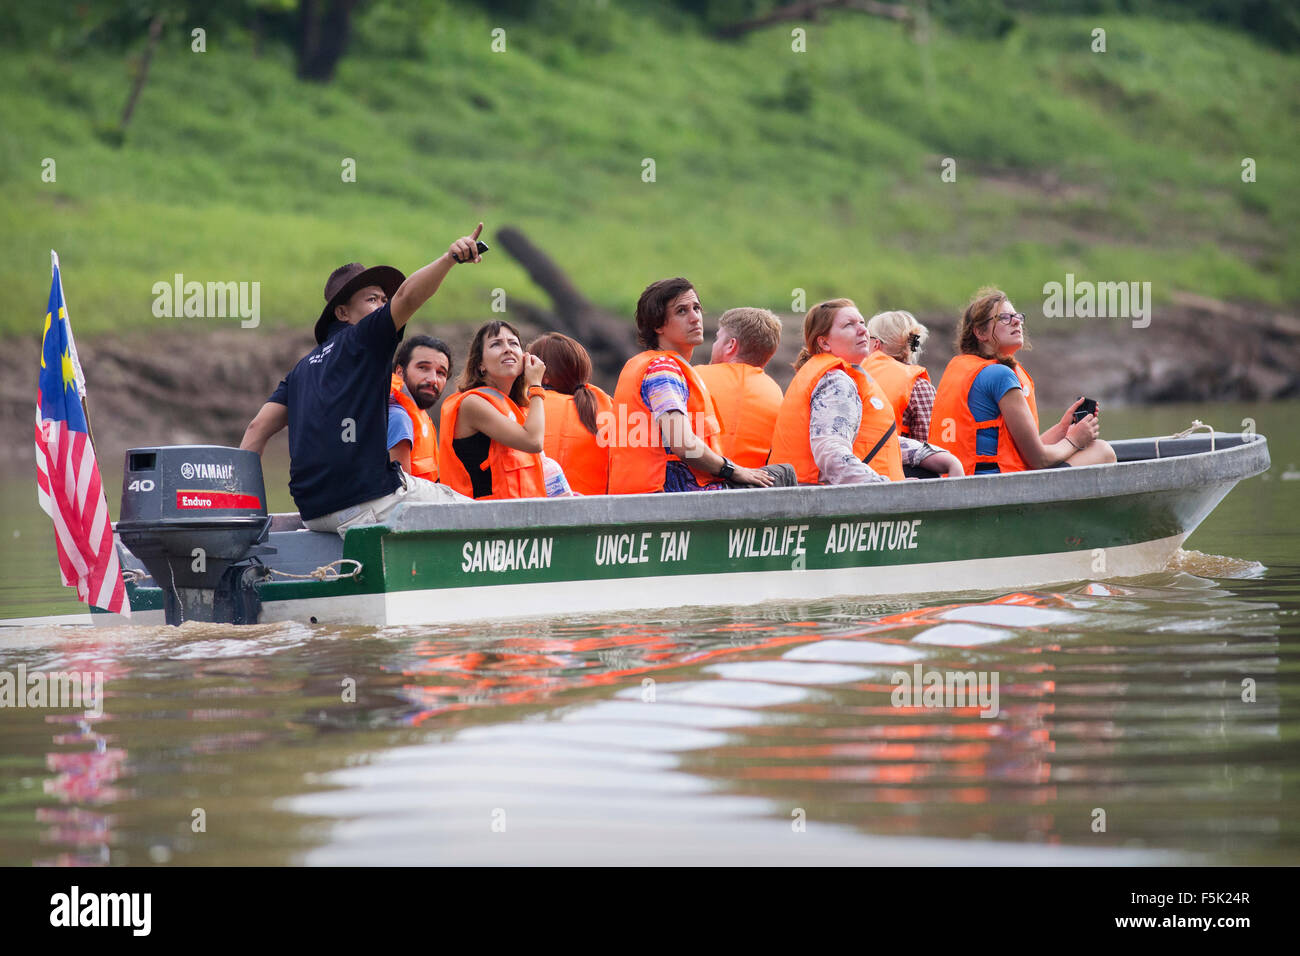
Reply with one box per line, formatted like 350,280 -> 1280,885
639,357 -> 690,419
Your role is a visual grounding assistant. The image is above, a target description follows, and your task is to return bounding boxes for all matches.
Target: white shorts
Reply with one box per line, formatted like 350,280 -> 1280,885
303,470 -> 469,536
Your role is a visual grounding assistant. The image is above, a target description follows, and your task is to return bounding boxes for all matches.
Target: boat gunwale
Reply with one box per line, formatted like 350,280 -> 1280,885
379,433 -> 1270,534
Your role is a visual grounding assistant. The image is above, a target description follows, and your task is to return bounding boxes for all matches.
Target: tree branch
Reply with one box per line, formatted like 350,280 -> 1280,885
716,0 -> 912,39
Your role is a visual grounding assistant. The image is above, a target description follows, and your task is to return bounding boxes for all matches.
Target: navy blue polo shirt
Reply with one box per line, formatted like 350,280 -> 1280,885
269,305 -> 405,520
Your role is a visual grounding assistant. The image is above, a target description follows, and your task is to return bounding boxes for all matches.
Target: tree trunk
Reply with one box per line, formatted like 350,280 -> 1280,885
296,0 -> 359,83
119,14 -> 166,134
496,226 -> 640,391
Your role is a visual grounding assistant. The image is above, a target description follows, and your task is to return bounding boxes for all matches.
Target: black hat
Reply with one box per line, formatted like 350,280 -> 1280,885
315,262 -> 406,344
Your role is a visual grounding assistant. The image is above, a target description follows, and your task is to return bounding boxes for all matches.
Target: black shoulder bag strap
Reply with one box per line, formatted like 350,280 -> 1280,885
861,422 -> 897,467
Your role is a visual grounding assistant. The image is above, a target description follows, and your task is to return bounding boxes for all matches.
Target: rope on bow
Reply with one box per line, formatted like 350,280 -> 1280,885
1153,420 -> 1215,458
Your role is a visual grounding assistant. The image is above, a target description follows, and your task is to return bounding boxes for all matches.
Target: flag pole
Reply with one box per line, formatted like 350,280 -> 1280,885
50,250 -> 98,450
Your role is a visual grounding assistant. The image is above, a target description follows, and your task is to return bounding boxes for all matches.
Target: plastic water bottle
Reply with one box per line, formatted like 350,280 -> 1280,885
542,455 -> 572,497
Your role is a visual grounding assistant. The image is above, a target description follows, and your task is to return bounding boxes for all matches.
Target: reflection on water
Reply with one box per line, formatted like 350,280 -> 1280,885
0,570 -> 1292,865
0,401 -> 1296,864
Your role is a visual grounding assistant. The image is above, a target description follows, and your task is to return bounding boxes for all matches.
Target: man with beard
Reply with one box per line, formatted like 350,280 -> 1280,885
387,335 -> 452,481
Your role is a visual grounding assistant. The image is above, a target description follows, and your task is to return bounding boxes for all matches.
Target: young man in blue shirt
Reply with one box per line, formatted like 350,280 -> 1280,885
240,225 -> 483,533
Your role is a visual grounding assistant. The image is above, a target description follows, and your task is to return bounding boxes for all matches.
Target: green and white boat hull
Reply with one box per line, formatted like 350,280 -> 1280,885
90,432 -> 1268,628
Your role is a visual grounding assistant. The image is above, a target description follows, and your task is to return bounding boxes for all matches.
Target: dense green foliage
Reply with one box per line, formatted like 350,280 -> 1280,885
1,2 -> 1295,337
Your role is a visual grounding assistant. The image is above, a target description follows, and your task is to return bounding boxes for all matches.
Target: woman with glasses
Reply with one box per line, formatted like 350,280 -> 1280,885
932,287 -> 1115,475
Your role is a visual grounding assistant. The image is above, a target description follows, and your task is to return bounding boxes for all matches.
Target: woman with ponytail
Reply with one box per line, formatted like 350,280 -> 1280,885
526,333 -> 614,495
865,310 -> 937,442
770,299 -> 961,484
931,287 -> 1115,474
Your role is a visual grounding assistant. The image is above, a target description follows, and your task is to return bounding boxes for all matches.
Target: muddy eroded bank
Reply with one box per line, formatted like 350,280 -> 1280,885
2,294 -> 1295,473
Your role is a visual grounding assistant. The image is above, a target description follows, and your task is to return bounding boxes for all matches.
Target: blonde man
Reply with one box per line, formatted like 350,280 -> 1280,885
695,307 -> 785,469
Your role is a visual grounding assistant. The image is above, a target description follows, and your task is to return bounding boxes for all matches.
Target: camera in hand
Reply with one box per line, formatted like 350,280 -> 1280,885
452,240 -> 490,264
1072,397 -> 1098,423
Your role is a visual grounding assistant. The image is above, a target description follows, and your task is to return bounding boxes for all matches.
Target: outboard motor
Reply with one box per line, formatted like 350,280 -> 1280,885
116,445 -> 272,625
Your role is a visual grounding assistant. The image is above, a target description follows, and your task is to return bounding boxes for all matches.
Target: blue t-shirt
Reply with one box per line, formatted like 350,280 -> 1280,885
268,304 -> 405,520
968,363 -> 1022,470
387,400 -> 415,450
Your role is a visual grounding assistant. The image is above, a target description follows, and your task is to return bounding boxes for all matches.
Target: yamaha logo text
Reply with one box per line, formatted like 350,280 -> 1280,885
179,462 -> 233,481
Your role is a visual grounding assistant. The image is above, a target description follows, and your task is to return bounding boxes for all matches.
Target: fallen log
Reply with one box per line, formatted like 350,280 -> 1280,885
496,225 -> 639,391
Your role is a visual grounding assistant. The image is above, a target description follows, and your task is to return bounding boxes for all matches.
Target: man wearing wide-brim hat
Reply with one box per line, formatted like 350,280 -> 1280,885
240,225 -> 484,533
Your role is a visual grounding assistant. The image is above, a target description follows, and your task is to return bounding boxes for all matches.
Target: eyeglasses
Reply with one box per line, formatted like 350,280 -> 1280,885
993,312 -> 1026,326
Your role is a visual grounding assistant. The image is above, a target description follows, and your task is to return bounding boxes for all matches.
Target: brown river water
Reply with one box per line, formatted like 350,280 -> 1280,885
0,401 -> 1295,865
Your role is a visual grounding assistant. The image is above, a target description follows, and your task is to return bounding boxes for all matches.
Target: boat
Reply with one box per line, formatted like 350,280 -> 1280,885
7,429 -> 1270,628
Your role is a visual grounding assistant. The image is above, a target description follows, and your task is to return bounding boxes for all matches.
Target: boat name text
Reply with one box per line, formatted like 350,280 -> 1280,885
824,519 -> 921,553
461,536 -> 554,573
728,524 -> 809,559
595,531 -> 691,565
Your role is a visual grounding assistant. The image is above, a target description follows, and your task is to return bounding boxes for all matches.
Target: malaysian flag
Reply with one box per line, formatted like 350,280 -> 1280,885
35,251 -> 129,616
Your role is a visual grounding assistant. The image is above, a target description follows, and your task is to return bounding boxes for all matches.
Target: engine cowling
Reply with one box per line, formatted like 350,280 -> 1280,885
116,445 -> 270,624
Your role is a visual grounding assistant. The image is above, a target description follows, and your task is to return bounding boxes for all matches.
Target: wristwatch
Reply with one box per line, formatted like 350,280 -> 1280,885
716,457 -> 735,481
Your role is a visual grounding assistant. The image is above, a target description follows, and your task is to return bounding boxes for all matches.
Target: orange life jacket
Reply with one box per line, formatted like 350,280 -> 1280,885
769,354 -> 905,484
437,386 -> 547,500
388,373 -> 439,482
863,351 -> 931,438
931,354 -> 1038,475
693,363 -> 784,469
541,386 -> 613,496
609,350 -> 724,494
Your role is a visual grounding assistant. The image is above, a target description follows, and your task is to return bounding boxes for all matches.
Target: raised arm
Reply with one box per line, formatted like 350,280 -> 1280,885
389,223 -> 484,330
458,395 -> 544,453
454,354 -> 547,454
239,402 -> 288,456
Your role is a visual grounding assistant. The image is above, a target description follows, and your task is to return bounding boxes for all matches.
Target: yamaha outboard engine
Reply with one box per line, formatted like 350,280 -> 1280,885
116,445 -> 272,625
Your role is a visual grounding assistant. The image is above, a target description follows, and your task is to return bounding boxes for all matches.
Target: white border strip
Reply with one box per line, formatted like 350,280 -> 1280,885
257,591 -> 388,626
0,612 -> 96,627
0,608 -> 167,628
